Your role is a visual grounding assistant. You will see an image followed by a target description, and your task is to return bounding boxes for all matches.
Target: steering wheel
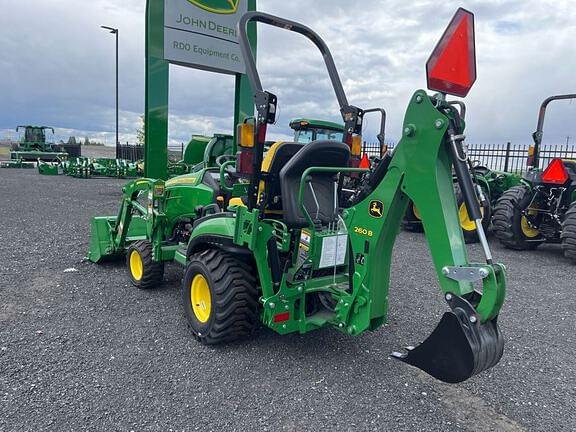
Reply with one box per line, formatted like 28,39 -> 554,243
216,154 -> 236,168
218,158 -> 237,193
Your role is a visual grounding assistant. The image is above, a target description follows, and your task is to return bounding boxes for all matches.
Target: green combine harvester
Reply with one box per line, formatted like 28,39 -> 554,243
89,9 -> 506,383
10,126 -> 69,161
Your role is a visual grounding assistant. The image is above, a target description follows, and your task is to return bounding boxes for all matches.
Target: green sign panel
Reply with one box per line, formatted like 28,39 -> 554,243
187,0 -> 240,14
144,0 -> 256,180
164,0 -> 249,74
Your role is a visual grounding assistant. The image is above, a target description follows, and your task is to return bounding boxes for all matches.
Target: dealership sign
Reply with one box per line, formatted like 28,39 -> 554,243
164,0 -> 248,74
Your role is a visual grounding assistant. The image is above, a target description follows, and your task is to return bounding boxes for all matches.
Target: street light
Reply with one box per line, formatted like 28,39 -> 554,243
100,25 -> 119,158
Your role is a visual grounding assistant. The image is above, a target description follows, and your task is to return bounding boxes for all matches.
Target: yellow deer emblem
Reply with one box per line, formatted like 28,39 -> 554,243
369,200 -> 384,218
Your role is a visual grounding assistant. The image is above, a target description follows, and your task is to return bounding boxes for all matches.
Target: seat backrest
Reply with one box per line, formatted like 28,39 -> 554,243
259,142 -> 303,212
279,140 -> 350,228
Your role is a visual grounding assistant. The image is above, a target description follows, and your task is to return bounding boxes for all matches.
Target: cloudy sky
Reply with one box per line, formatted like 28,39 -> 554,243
1,0 -> 575,147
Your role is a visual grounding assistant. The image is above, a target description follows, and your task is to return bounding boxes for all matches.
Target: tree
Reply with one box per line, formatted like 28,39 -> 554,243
136,115 -> 145,146
84,136 -> 91,146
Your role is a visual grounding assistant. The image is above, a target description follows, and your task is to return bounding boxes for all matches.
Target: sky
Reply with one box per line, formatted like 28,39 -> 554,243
1,0 -> 575,147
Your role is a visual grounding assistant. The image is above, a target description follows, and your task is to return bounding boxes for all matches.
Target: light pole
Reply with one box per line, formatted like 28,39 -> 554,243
101,25 -> 119,158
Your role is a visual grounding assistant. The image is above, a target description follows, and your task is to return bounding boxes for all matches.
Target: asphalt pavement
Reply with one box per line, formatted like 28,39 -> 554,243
1,169 -> 574,431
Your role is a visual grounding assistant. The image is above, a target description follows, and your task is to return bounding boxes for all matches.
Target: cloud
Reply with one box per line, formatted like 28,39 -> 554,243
1,0 -> 575,147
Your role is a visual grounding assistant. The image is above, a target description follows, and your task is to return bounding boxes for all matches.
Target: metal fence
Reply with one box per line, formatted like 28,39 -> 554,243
119,141 -> 576,172
362,141 -> 576,173
117,144 -> 144,161
116,143 -> 186,162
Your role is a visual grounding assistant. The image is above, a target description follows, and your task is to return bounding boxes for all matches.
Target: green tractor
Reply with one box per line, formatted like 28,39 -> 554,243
404,164 -> 521,242
291,107 -> 387,158
402,102 -> 521,242
89,9 -> 506,383
493,94 -> 576,261
11,126 -> 70,161
290,118 -> 344,143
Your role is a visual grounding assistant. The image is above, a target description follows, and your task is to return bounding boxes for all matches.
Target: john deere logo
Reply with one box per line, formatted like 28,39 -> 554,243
187,0 -> 240,14
369,200 -> 384,218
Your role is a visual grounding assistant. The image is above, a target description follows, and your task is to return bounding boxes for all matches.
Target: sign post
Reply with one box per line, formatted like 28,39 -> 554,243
145,0 -> 256,180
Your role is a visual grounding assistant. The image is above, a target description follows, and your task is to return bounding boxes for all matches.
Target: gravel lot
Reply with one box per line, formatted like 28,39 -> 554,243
1,169 -> 574,431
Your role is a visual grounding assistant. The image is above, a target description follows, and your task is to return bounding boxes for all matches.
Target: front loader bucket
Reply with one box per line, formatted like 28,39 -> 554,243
88,216 -> 118,263
391,301 -> 504,383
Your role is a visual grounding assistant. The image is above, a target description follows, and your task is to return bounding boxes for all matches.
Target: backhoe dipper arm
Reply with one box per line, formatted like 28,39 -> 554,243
343,91 -> 506,382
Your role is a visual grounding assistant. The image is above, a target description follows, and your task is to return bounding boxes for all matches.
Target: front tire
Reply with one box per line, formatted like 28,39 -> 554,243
561,202 -> 576,262
126,240 -> 165,289
182,249 -> 259,344
492,185 -> 542,250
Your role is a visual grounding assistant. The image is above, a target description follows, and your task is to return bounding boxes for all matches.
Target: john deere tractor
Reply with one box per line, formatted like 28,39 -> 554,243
493,94 -> 576,261
89,9 -> 506,383
404,163 -> 521,242
11,126 -> 69,161
291,108 -> 386,154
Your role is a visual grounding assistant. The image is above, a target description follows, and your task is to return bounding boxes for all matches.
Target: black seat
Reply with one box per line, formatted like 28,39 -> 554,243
279,140 -> 350,228
260,142 -> 304,212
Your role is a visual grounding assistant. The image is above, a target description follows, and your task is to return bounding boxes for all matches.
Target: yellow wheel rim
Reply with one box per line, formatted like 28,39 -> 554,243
129,250 -> 143,281
191,274 -> 212,323
521,207 -> 539,238
412,204 -> 422,220
458,202 -> 484,232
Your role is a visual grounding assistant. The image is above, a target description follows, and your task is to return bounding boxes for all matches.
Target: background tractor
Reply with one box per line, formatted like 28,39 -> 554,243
291,108 -> 386,156
493,94 -> 576,262
11,125 -> 81,161
403,164 -> 521,242
89,9 -> 506,383
402,101 -> 521,242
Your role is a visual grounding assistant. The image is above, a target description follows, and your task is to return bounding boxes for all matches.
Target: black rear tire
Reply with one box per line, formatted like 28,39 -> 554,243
182,249 -> 259,344
492,185 -> 542,250
454,184 -> 491,244
126,240 -> 165,289
561,202 -> 576,262
402,201 -> 424,232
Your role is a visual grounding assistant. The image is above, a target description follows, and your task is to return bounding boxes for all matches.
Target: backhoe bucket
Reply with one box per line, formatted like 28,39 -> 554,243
391,306 -> 504,383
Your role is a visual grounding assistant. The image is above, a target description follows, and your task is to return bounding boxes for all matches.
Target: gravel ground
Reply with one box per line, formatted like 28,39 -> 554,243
0,169 -> 574,431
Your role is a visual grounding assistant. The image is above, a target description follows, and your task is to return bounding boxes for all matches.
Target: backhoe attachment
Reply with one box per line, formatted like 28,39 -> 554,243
392,294 -> 503,383
388,8 -> 505,382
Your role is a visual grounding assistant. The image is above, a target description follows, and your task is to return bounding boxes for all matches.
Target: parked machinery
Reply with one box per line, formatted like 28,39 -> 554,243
11,126 -> 74,161
493,94 -> 576,261
89,9 -> 506,383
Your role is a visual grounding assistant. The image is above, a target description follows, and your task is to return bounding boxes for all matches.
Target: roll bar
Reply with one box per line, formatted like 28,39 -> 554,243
238,11 -> 364,210
238,12 -> 349,109
363,108 -> 386,146
531,94 -> 576,168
